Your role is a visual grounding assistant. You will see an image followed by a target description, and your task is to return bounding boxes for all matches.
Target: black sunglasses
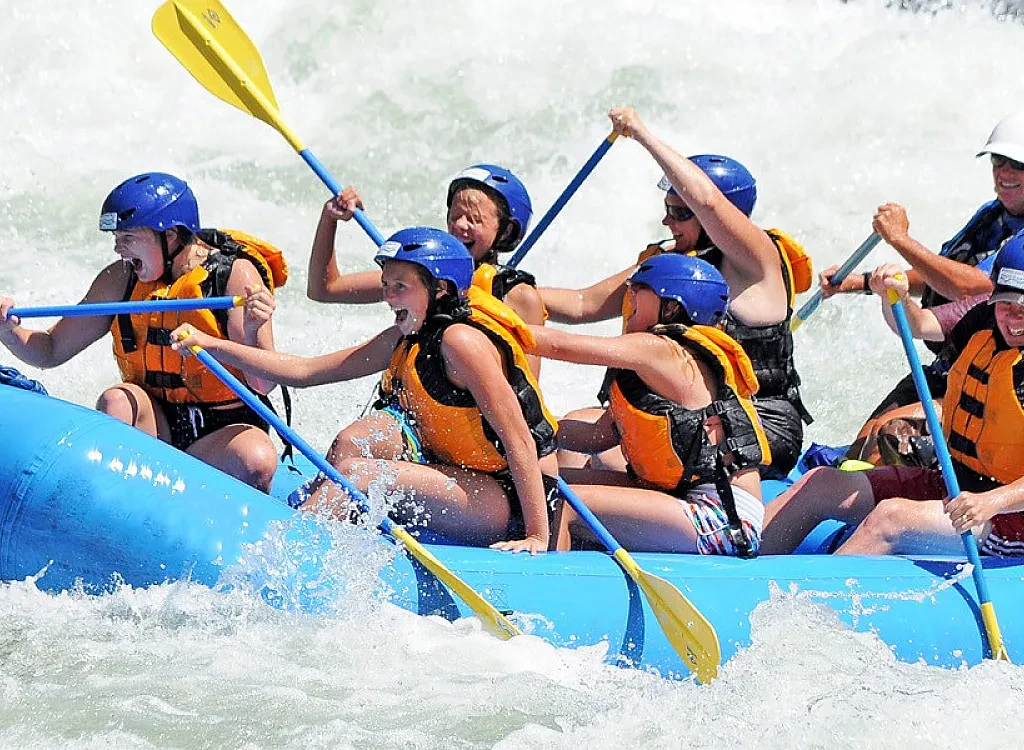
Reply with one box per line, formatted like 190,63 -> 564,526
991,154 -> 1024,171
664,202 -> 695,222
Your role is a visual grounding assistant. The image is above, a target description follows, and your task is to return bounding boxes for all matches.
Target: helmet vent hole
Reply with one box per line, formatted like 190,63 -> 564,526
118,208 -> 136,221
133,176 -> 151,184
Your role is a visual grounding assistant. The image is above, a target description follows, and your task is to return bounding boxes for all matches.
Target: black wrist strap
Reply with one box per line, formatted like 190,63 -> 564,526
862,271 -> 873,295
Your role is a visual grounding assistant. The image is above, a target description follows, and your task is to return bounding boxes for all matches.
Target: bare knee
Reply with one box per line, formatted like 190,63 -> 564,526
333,457 -> 375,491
796,466 -> 843,495
236,439 -> 278,492
96,386 -> 138,424
846,498 -> 915,550
328,429 -> 363,463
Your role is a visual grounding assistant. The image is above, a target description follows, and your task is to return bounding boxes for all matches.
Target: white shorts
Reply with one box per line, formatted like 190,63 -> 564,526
677,483 -> 763,556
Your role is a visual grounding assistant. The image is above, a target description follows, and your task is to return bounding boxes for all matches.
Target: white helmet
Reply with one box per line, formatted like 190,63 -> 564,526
977,113 -> 1024,163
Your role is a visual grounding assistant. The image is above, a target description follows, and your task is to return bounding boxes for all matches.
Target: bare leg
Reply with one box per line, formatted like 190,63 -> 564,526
328,412 -> 408,463
565,483 -> 701,553
836,497 -> 975,555
332,458 -> 513,546
96,383 -> 170,439
560,467 -> 637,487
760,467 -> 877,554
302,412 -> 408,512
556,407 -> 607,469
187,424 -> 279,492
591,446 -> 628,472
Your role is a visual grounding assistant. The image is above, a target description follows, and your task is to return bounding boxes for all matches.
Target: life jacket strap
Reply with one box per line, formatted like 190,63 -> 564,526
712,452 -> 757,559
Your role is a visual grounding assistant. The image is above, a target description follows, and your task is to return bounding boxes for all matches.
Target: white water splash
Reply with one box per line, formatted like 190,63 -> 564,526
4,1 -> 1024,747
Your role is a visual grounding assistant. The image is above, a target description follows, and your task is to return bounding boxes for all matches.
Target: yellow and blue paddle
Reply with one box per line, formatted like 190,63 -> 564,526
10,295 -> 242,320
152,0 -> 385,247
507,132 -> 619,269
557,477 -> 720,682
181,338 -> 522,640
887,284 -> 1009,661
791,233 -> 881,332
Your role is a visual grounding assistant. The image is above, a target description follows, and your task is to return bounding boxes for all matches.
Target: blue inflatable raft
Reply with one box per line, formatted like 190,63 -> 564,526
1,383 -> 1019,678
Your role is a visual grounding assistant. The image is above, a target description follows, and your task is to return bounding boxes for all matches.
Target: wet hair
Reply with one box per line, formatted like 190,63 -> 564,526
404,263 -> 462,317
659,299 -> 695,326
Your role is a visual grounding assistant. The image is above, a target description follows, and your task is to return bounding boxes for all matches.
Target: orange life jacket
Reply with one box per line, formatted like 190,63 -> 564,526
606,228 -> 813,424
379,287 -> 557,472
608,323 -> 771,493
943,328 -> 1024,546
110,229 -> 287,404
944,328 -> 1024,484
471,262 -> 548,321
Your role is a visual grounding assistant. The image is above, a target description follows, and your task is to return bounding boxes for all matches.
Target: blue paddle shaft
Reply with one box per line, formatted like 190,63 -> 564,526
508,135 -> 617,269
794,233 -> 882,323
888,297 -> 995,607
298,148 -> 386,248
191,347 -> 391,528
556,477 -> 622,554
11,296 -> 239,319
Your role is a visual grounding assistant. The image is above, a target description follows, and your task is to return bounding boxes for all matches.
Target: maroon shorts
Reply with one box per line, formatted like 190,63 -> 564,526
865,466 -> 946,504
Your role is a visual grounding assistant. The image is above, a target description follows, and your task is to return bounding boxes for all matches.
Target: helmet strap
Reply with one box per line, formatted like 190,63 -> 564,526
160,228 -> 188,282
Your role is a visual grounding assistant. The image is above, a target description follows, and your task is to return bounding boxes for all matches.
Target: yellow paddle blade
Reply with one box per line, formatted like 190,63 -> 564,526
152,0 -> 303,151
389,525 -> 522,641
614,549 -> 721,682
981,602 -> 1011,661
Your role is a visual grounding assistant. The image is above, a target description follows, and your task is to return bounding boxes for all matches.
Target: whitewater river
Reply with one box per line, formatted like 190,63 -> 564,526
3,1 -> 1024,747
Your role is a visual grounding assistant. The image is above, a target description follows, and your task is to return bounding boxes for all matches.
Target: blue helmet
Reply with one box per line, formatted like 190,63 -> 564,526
989,229 -> 1024,305
447,164 -> 533,249
374,227 -> 474,293
629,253 -> 730,326
658,155 -> 757,217
99,172 -> 201,234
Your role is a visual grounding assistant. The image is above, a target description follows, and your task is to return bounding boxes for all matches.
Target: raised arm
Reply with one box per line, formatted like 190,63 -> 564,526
307,189 -> 385,304
0,261 -> 130,368
172,321 -> 401,387
441,324 -> 549,554
539,264 -> 634,324
874,203 -> 994,301
609,107 -> 780,284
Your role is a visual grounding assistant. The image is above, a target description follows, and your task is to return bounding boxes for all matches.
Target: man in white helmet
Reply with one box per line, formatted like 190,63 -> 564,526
821,113 -> 1024,465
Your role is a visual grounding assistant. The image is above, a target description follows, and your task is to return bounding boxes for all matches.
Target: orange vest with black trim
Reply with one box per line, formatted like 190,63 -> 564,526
110,229 -> 288,404
633,229 -> 812,421
608,323 -> 771,492
379,287 -> 557,472
471,262 -> 548,321
943,329 -> 1024,484
943,328 -> 1024,543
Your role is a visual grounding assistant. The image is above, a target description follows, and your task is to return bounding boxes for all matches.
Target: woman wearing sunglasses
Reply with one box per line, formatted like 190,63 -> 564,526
540,107 -> 811,479
819,113 -> 1024,466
